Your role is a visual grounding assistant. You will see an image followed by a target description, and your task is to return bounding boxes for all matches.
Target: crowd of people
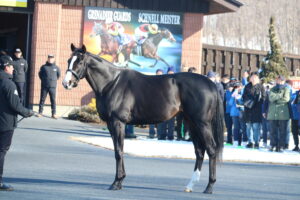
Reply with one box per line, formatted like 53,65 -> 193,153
222,70 -> 300,153
126,68 -> 300,154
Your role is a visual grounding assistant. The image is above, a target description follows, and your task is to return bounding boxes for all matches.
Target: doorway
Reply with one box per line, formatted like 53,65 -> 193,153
0,12 -> 32,106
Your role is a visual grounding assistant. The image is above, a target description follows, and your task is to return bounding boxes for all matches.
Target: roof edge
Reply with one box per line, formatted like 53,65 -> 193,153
206,0 -> 243,15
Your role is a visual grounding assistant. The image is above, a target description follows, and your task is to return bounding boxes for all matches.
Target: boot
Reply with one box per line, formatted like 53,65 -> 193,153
51,114 -> 58,119
292,146 -> 299,151
246,142 -> 254,148
254,142 -> 259,149
0,183 -> 14,191
269,146 -> 275,152
275,146 -> 283,153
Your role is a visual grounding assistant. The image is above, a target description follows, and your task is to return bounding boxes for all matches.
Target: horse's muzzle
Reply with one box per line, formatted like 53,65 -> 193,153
62,80 -> 77,90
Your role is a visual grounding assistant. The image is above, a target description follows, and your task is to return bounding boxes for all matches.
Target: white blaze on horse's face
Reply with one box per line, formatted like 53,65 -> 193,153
63,55 -> 77,89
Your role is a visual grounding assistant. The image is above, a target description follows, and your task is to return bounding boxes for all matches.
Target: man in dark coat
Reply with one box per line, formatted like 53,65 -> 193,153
12,48 -> 28,105
0,56 -> 34,191
38,54 -> 61,119
242,72 -> 265,148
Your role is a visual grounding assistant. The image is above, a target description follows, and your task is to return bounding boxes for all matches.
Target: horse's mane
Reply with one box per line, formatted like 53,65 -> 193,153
84,52 -> 166,78
85,52 -> 127,71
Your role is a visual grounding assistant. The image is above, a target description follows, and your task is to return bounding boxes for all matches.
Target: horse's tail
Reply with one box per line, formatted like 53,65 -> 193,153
212,91 -> 225,162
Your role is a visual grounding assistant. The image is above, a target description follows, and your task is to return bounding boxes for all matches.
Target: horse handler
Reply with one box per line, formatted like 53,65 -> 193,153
0,56 -> 34,191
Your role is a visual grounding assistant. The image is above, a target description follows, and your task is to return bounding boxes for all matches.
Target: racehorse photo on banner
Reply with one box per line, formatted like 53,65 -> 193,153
83,7 -> 183,74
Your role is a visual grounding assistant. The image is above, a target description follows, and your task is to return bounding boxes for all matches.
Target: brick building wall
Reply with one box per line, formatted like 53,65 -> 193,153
30,2 -> 204,109
181,13 -> 203,73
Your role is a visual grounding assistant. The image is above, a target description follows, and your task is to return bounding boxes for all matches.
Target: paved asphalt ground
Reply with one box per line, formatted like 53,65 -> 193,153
1,117 -> 299,200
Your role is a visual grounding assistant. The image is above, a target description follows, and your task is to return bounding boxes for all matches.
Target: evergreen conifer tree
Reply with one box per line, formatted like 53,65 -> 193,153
260,16 -> 289,82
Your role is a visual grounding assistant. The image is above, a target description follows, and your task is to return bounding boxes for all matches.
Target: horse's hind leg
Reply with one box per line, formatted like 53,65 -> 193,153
107,119 -> 126,190
187,122 -> 217,194
184,125 -> 205,193
201,125 -> 217,194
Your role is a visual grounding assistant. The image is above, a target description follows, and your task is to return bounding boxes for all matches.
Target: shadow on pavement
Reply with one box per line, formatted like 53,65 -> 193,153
18,127 -> 110,137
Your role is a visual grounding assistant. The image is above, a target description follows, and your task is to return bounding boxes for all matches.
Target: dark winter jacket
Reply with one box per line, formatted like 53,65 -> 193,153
39,62 -> 61,88
242,82 -> 266,123
0,71 -> 32,131
13,57 -> 28,83
267,84 -> 290,120
216,82 -> 225,99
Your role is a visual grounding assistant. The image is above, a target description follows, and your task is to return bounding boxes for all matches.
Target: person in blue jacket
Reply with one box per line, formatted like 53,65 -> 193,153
229,82 -> 247,147
224,82 -> 234,144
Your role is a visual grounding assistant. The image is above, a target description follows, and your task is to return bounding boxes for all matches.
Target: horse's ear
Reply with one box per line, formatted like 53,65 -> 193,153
71,43 -> 76,52
82,45 -> 86,54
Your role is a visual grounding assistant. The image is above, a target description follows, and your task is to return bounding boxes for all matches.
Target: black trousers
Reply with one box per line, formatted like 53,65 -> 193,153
38,87 -> 57,115
269,120 -> 288,148
225,113 -> 233,143
15,82 -> 25,105
291,119 -> 299,147
0,130 -> 14,183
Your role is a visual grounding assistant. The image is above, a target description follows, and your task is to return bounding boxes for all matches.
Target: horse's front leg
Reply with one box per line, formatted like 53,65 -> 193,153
107,119 -> 126,190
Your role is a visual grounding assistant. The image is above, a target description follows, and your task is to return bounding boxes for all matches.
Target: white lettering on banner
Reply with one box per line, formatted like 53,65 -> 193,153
138,13 -> 160,24
88,10 -> 113,20
87,9 -> 180,25
160,14 -> 180,25
113,11 -> 131,22
88,10 -> 131,22
138,13 -> 181,25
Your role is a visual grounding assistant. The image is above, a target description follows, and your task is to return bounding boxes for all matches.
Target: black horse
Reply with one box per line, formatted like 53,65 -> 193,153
63,44 -> 224,194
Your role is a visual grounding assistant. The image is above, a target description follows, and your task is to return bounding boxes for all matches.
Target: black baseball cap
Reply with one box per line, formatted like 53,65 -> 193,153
0,55 -> 13,69
48,54 -> 55,58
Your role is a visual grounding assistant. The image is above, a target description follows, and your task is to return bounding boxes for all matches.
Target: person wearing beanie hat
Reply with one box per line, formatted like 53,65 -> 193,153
267,75 -> 290,152
12,48 -> 28,105
0,56 -> 13,70
206,71 -> 224,101
155,68 -> 163,75
37,54 -> 61,119
167,66 -> 175,74
207,71 -> 216,78
0,56 -> 34,191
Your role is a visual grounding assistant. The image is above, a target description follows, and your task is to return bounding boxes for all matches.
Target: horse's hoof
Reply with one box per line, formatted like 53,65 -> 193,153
184,188 -> 192,193
108,184 -> 122,190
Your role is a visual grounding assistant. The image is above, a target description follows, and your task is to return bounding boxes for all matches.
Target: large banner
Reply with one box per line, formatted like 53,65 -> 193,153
0,0 -> 27,7
83,7 -> 183,74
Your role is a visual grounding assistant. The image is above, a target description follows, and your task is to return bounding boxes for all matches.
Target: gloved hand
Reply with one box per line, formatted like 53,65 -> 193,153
27,110 -> 35,117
